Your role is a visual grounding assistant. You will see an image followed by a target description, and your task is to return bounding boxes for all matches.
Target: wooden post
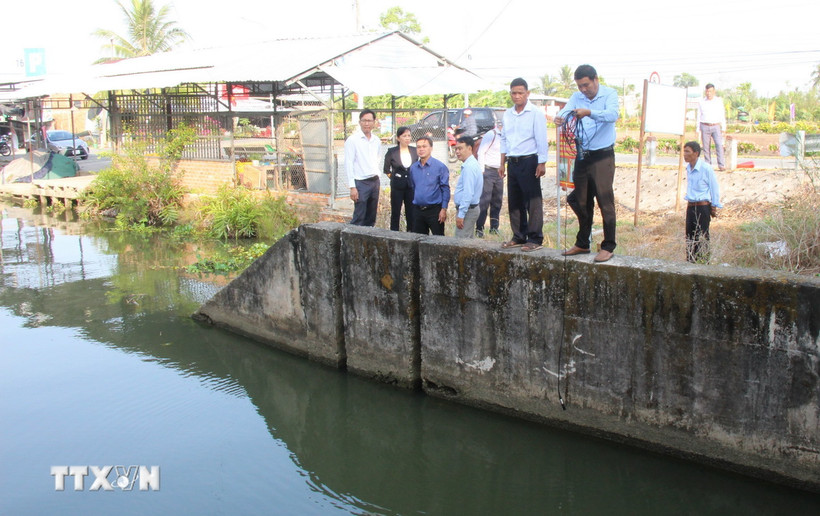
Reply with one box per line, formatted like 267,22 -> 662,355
675,138 -> 685,212
634,79 -> 648,226
674,95 -> 689,212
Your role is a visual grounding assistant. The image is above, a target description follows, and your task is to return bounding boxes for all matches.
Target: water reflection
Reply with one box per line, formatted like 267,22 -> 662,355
1,203 -> 819,515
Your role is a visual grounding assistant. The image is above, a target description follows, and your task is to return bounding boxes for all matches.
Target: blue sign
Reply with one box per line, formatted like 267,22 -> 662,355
24,48 -> 47,77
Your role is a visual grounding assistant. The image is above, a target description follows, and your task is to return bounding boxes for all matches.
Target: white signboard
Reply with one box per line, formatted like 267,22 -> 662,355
644,83 -> 686,135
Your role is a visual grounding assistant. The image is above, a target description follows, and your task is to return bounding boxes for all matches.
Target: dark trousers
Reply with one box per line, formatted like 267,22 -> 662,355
506,155 -> 543,244
567,150 -> 616,252
390,184 -> 415,231
413,205 -> 445,235
350,176 -> 380,226
686,204 -> 712,263
476,166 -> 503,232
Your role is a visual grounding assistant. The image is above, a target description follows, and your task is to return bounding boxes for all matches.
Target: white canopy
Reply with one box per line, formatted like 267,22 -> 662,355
6,32 -> 489,100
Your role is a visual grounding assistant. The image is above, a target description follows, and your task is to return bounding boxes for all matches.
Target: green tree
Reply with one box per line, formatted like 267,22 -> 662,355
609,82 -> 636,96
557,65 -> 575,96
379,7 -> 428,43
469,90 -> 510,107
812,63 -> 820,90
94,0 -> 190,63
537,73 -> 561,96
673,73 -> 699,88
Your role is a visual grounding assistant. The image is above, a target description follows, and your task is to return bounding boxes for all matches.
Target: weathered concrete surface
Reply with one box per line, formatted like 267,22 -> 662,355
340,226 -> 422,388
194,222 -> 345,366
195,223 -> 820,491
419,238 -> 820,490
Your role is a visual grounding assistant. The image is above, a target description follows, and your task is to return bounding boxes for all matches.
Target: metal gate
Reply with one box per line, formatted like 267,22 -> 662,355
294,111 -> 334,195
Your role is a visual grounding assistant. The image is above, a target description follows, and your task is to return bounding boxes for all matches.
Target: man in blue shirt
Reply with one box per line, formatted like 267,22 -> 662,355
499,77 -> 549,252
409,136 -> 450,235
683,141 -> 722,263
453,136 -> 483,238
555,64 -> 619,263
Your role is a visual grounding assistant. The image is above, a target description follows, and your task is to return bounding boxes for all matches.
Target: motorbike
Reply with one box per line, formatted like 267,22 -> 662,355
446,125 -> 458,163
0,135 -> 12,157
447,127 -> 488,163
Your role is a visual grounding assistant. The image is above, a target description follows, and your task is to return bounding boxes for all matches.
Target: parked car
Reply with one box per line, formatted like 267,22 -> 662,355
409,107 -> 497,140
46,130 -> 90,160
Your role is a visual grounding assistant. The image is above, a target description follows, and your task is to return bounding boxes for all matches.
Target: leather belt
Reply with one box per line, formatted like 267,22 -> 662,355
418,204 -> 440,211
506,154 -> 536,163
578,145 -> 614,162
688,201 -> 711,206
700,122 -> 721,126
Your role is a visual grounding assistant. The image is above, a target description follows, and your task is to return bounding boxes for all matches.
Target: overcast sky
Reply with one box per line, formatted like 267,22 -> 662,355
5,0 -> 819,96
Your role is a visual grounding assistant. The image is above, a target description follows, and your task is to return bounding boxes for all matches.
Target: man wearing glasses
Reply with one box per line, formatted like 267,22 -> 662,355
345,109 -> 383,226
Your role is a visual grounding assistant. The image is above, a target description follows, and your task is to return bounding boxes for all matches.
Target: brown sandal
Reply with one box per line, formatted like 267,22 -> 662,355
501,240 -> 524,249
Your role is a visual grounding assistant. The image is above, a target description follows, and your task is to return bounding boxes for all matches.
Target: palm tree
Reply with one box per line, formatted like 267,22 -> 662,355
538,73 -> 560,96
812,63 -> 820,90
557,65 -> 574,96
94,0 -> 190,63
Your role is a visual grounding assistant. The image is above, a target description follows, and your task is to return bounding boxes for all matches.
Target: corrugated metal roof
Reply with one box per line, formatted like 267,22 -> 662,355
7,32 -> 488,99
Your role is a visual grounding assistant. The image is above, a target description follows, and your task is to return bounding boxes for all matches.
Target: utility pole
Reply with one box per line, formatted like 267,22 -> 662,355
353,0 -> 361,32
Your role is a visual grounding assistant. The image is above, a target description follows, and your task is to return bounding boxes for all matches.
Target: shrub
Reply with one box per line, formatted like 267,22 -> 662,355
198,185 -> 299,240
736,142 -> 760,154
657,138 -> 680,153
738,186 -> 820,275
83,124 -> 196,227
616,136 -> 640,153
186,242 -> 271,275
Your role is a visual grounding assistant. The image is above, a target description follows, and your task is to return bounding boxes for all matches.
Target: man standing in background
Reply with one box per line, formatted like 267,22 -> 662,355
475,120 -> 503,237
345,109 -> 382,226
460,109 -> 477,138
697,83 -> 727,171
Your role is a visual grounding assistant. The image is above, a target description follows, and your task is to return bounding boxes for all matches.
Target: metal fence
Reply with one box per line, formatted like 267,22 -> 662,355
110,96 -> 476,199
113,88 -> 228,160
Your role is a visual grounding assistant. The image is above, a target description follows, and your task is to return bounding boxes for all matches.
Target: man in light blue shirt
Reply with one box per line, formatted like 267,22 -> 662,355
555,64 -> 619,263
499,77 -> 549,252
453,136 -> 483,238
683,141 -> 722,263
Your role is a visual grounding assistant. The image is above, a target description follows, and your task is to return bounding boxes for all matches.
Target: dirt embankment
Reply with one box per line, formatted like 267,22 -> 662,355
611,166 -> 805,213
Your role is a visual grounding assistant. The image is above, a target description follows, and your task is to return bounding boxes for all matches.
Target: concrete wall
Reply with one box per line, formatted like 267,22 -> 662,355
194,222 -> 820,491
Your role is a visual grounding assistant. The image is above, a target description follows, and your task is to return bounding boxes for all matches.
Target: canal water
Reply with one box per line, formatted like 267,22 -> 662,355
1,204 -> 819,515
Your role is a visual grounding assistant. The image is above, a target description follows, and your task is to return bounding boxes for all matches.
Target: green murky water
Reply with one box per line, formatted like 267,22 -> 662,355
1,203 -> 818,515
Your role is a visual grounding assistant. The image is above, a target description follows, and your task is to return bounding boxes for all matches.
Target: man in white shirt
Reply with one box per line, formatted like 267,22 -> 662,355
475,120 -> 503,237
344,109 -> 382,226
696,83 -> 727,171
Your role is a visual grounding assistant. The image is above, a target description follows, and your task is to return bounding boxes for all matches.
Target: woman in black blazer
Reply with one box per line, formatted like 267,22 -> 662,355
383,126 -> 418,231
